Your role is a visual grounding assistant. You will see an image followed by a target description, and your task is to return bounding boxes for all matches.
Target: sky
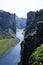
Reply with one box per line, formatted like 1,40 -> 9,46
0,0 -> 43,18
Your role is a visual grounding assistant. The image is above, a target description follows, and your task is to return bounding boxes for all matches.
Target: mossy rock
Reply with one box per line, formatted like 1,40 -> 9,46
29,44 -> 43,65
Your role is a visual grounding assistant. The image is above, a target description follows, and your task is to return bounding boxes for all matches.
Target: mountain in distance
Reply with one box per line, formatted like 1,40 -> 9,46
16,16 -> 26,29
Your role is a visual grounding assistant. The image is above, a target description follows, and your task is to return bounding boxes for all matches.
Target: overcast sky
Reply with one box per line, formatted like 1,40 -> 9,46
0,0 -> 43,18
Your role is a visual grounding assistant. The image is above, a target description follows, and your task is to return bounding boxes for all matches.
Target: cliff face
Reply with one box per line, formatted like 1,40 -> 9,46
0,10 -> 10,31
25,9 -> 43,36
21,9 -> 43,65
10,14 -> 16,34
0,10 -> 16,38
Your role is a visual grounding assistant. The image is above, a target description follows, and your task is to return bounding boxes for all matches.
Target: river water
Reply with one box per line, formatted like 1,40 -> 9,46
0,29 -> 24,65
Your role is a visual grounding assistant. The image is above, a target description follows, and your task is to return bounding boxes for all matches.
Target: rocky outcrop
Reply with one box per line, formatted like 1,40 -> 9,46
21,9 -> 43,65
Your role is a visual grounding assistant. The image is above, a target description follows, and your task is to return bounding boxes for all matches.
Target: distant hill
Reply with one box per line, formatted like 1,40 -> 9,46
16,16 -> 26,29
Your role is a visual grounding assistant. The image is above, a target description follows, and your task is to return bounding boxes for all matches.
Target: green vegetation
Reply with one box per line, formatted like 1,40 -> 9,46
8,28 -> 15,37
0,37 -> 19,58
9,28 -> 14,35
0,28 -> 20,58
29,44 -> 43,65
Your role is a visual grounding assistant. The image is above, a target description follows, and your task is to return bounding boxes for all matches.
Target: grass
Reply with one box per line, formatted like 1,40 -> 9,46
29,44 -> 43,65
0,37 -> 19,58
33,44 -> 43,61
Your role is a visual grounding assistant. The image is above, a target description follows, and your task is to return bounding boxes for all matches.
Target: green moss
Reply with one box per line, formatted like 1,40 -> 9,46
33,44 -> 43,60
29,44 -> 43,65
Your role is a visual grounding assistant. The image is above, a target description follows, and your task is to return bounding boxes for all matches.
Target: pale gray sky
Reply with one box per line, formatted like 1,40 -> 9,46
0,0 -> 43,18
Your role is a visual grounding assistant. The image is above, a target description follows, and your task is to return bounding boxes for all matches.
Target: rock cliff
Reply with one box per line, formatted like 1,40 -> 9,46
0,10 -> 16,39
21,9 -> 43,65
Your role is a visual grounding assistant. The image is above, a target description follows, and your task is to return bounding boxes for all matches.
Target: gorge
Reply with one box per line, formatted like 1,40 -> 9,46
0,9 -> 43,65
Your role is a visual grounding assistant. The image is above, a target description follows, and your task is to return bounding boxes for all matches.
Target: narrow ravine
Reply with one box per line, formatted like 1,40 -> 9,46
0,29 -> 24,65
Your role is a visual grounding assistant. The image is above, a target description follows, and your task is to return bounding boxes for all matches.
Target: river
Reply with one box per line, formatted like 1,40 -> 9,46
0,29 -> 24,65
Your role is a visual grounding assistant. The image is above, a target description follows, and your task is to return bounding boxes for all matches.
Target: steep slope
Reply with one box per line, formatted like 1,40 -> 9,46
20,9 -> 43,65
